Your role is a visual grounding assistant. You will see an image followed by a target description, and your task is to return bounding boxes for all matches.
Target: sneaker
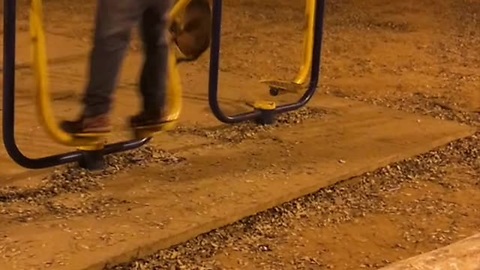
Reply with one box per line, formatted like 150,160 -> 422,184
60,114 -> 111,136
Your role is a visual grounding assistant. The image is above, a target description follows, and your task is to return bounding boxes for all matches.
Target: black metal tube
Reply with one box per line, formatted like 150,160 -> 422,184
2,0 -> 150,170
207,0 -> 260,123
2,0 -> 80,169
207,0 -> 326,123
102,138 -> 151,155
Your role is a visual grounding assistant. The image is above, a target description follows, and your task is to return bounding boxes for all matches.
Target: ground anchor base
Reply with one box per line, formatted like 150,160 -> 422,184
76,144 -> 106,171
252,101 -> 277,125
78,150 -> 105,171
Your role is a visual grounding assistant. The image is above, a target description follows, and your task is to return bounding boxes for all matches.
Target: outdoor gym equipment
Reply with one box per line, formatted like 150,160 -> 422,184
2,0 -> 188,170
2,0 -> 324,170
207,0 -> 326,125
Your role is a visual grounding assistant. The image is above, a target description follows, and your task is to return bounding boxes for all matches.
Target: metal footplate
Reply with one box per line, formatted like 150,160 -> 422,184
261,80 -> 305,96
132,120 -> 177,139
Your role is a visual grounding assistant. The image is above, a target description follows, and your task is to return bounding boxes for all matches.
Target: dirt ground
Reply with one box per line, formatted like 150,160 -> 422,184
0,0 -> 479,269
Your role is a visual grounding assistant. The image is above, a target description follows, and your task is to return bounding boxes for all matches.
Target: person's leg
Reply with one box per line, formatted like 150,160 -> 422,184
130,0 -> 173,129
61,0 -> 144,135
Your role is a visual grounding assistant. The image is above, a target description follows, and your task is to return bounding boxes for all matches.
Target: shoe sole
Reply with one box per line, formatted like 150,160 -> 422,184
131,119 -> 174,129
71,131 -> 110,138
131,120 -> 176,138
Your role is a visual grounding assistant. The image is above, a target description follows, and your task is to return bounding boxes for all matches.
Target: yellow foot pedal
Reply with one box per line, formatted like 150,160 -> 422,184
133,127 -> 162,139
246,100 -> 277,110
132,120 -> 178,139
260,80 -> 305,96
77,142 -> 105,152
72,133 -> 109,145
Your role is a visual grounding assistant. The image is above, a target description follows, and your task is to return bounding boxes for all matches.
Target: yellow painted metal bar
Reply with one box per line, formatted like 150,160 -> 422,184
162,0 -> 190,130
161,46 -> 183,131
293,0 -> 316,85
30,0 -> 100,147
29,0 -> 186,146
169,0 -> 192,21
169,0 -> 194,60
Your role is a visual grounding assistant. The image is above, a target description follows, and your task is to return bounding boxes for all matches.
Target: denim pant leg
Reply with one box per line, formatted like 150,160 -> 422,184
138,0 -> 173,117
82,0 -> 145,117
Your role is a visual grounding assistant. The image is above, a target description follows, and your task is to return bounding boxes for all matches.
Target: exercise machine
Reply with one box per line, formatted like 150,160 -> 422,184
207,0 -> 326,124
2,0 -> 188,170
2,0 -> 325,170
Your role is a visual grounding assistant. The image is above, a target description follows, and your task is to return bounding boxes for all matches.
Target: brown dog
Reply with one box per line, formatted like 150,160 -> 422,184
171,0 -> 212,62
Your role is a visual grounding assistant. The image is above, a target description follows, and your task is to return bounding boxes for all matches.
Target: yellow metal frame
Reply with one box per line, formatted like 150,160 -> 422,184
294,0 -> 316,85
260,0 -> 316,89
29,0 -> 186,148
247,100 -> 277,111
170,0 -> 192,20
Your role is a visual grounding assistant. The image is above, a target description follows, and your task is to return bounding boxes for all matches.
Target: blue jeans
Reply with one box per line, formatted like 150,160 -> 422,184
82,0 -> 172,118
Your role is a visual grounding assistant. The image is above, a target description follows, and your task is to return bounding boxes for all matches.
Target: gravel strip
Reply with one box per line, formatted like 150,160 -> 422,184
173,107 -> 326,143
342,92 -> 479,127
0,107 -> 325,223
107,92 -> 479,270
0,147 -> 185,222
108,130 -> 478,270
0,107 -> 324,207
0,147 -> 185,204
